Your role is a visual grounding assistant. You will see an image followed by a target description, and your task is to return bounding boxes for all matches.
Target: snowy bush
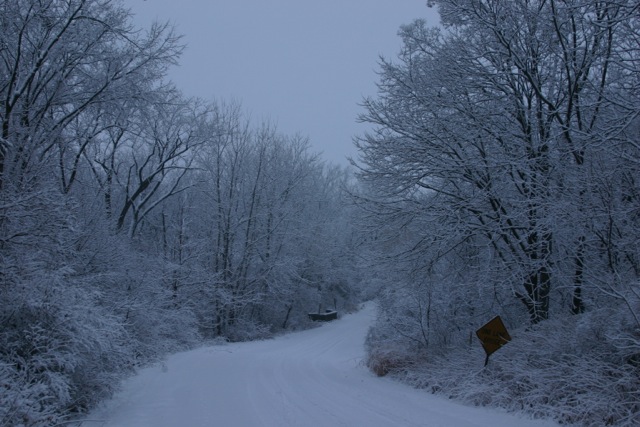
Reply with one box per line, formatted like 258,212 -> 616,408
0,184 -> 202,425
224,320 -> 274,342
0,277 -> 131,426
365,302 -> 427,377
368,306 -> 640,426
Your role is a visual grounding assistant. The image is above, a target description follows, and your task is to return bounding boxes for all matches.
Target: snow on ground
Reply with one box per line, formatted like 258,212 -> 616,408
80,303 -> 558,427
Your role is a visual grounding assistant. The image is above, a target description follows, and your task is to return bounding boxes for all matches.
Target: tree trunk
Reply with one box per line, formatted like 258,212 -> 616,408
282,304 -> 293,329
572,237 -> 586,315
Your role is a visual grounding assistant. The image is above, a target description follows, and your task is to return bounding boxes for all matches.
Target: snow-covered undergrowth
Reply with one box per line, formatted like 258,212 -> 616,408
0,195 -> 200,427
366,308 -> 640,426
0,272 -> 200,427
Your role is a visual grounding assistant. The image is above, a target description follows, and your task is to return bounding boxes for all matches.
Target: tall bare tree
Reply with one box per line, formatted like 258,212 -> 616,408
0,0 -> 182,190
357,0 -> 640,325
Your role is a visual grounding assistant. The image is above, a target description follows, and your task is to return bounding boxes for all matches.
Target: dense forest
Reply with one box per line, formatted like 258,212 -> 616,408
357,1 -> 640,425
1,0 -> 639,426
0,1 -> 363,425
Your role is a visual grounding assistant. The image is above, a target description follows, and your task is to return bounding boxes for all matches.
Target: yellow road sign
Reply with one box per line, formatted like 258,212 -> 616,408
476,315 -> 511,357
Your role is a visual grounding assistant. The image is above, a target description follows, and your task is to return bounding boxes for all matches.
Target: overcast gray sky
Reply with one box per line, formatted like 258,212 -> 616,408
128,1 -> 439,166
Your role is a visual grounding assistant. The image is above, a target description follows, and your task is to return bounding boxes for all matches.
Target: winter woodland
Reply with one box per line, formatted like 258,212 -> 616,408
0,1 -> 361,424
0,0 -> 638,426
357,1 -> 640,425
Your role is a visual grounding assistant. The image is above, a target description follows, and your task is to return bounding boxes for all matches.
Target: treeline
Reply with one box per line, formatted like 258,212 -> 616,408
355,0 -> 640,425
0,1 -> 361,425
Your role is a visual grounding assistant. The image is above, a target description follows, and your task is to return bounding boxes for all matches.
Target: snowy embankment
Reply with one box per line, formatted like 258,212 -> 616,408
80,303 -> 557,427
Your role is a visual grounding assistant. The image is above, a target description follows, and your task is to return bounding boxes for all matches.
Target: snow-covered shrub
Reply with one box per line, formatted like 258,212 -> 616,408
365,302 -> 427,377
372,305 -> 640,426
0,182 -> 202,425
224,320 -> 274,342
0,361 -> 61,427
0,274 -> 132,426
107,260 -> 200,361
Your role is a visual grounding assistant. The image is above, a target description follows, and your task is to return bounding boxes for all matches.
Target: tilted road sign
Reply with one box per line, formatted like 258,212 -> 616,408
476,316 -> 511,365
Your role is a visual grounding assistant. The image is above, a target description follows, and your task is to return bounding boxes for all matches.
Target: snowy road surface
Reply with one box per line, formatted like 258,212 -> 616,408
83,303 -> 557,427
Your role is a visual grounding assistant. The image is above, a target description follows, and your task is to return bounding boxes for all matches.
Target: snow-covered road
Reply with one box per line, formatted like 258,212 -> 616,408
82,304 -> 557,427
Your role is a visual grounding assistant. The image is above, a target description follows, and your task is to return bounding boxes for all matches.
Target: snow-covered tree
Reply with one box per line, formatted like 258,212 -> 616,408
357,1 -> 640,422
0,1 -> 190,424
184,103 -> 361,339
357,0 -> 640,325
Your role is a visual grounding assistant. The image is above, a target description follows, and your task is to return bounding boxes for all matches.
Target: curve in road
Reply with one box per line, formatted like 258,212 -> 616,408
82,303 -> 557,427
